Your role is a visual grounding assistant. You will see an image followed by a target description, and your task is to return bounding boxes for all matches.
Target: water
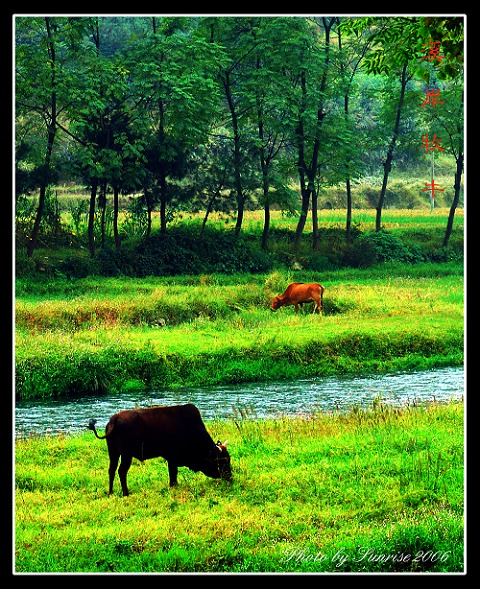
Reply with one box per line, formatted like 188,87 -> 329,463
15,366 -> 464,438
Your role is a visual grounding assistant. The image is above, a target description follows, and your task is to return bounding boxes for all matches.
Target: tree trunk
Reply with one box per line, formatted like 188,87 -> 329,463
223,73 -> 245,238
144,188 -> 153,239
27,17 -> 57,258
344,90 -> 353,242
159,164 -> 167,233
201,196 -> 215,235
257,104 -> 271,251
443,149 -> 463,247
294,19 -> 333,250
294,71 -> 309,250
312,187 -> 319,251
346,178 -> 353,242
99,181 -> 107,247
294,184 -> 310,250
376,63 -> 409,232
88,179 -> 98,257
261,200 -> 270,252
113,185 -> 120,250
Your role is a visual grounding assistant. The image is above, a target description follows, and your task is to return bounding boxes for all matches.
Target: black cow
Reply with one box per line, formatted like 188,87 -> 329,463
89,404 -> 232,496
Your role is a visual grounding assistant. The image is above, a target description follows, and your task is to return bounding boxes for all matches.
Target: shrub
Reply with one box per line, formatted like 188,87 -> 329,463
15,251 -> 37,278
133,226 -> 272,276
58,255 -> 100,278
345,230 -> 425,268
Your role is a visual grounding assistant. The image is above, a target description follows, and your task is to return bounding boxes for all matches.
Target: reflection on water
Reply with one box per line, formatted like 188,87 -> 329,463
15,366 -> 464,438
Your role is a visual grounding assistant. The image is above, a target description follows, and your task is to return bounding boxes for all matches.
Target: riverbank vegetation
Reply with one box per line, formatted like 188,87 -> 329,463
15,255 -> 464,400
15,400 -> 464,573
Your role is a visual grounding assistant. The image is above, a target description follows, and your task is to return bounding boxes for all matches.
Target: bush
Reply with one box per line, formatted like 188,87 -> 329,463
345,230 -> 425,268
133,226 -> 273,276
96,248 -> 135,277
15,251 -> 37,277
58,255 -> 100,278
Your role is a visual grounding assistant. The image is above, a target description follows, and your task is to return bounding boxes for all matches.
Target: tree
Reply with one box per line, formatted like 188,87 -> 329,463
422,81 -> 464,247
375,63 -> 413,231
292,18 -> 337,250
69,43 -> 141,254
232,17 -> 297,249
336,20 -> 372,241
186,134 -> 232,233
341,17 -> 432,230
132,17 -> 223,233
204,17 -> 261,237
16,17 -> 86,257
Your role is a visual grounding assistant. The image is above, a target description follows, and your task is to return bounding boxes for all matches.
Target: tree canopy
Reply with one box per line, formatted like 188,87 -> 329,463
15,15 -> 464,256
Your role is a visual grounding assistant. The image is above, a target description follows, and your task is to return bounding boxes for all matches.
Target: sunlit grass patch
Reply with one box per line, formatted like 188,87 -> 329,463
15,401 -> 464,572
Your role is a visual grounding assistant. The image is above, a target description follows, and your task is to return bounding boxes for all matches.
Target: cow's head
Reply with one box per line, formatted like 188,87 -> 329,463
201,440 -> 232,482
271,295 -> 283,311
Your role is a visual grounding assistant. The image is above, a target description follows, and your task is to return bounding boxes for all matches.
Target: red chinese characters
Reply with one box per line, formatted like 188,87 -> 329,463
421,87 -> 445,108
421,133 -> 444,153
421,41 -> 445,63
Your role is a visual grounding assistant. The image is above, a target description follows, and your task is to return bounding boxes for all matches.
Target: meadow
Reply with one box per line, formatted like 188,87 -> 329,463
16,208 -> 464,402
15,261 -> 464,400
15,400 -> 464,573
14,208 -> 465,573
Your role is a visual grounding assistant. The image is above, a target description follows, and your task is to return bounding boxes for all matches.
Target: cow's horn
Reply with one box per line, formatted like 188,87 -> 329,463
216,439 -> 228,452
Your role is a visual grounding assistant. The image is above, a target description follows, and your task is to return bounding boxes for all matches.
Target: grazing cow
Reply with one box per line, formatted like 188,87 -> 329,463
271,282 -> 325,314
89,404 -> 232,496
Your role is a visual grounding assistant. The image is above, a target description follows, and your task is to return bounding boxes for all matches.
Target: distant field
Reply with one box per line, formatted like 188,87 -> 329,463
52,201 -> 465,232
206,207 -> 464,231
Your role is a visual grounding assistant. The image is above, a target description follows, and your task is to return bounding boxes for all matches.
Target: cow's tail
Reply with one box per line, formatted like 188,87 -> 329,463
88,418 -> 108,440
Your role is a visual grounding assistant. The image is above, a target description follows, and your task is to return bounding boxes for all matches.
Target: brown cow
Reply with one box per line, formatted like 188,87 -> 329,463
89,404 -> 232,496
271,282 -> 325,314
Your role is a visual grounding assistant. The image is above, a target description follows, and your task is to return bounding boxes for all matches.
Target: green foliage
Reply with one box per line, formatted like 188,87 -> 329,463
341,16 -> 463,79
83,225 -> 273,278
346,229 -> 425,268
15,207 -> 464,279
15,16 -> 464,258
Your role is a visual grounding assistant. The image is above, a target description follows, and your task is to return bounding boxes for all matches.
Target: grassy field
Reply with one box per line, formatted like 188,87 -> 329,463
14,208 -> 465,573
15,261 -> 464,400
15,400 -> 464,573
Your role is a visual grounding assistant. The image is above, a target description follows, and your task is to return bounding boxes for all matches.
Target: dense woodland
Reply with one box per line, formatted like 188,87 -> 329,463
15,16 -> 464,263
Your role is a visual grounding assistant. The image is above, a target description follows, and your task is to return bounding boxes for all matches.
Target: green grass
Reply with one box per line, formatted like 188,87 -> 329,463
15,208 -> 465,572
15,400 -> 464,573
15,262 -> 464,399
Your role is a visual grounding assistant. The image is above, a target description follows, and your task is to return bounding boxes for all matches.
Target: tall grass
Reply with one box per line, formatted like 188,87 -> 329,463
15,263 -> 464,399
15,401 -> 464,573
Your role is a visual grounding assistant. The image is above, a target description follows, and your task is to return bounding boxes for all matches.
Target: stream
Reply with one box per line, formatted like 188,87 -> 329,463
15,366 -> 464,438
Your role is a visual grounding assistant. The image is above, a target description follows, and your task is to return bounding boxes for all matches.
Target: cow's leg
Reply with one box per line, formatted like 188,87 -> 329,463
168,461 -> 178,487
118,454 -> 132,497
312,294 -> 321,314
107,444 -> 120,495
318,286 -> 324,313
294,303 -> 299,314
